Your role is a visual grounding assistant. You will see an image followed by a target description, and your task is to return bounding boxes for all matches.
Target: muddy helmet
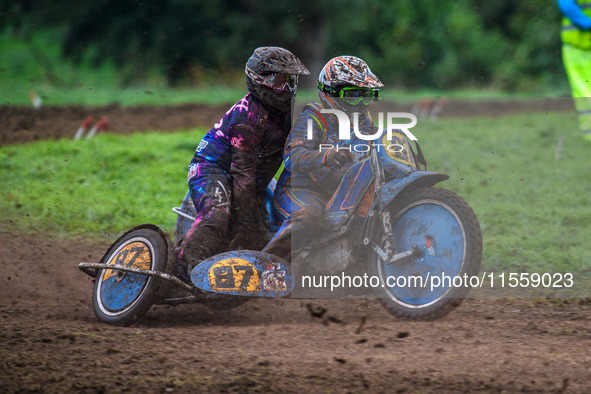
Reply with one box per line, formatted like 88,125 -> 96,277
317,56 -> 383,113
245,46 -> 309,113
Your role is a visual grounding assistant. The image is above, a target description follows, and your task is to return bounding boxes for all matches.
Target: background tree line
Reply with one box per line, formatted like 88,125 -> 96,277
1,0 -> 565,92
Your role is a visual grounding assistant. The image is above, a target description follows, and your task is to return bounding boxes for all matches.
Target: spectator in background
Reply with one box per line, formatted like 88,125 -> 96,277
558,0 -> 591,140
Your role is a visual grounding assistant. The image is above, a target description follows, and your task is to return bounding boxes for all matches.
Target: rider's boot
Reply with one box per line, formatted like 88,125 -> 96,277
173,247 -> 194,285
262,223 -> 292,262
175,245 -> 208,285
174,205 -> 230,284
263,202 -> 323,262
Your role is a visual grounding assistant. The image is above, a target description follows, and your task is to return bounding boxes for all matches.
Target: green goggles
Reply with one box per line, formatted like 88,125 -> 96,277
318,82 -> 380,105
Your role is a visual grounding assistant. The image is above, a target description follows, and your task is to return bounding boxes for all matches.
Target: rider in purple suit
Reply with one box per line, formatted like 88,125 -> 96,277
176,47 -> 309,283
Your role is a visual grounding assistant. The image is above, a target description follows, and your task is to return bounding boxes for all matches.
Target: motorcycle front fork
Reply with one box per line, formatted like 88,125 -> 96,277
364,208 -> 423,266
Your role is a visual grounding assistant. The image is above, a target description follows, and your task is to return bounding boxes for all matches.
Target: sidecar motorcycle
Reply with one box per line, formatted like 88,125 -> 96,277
79,130 -> 482,326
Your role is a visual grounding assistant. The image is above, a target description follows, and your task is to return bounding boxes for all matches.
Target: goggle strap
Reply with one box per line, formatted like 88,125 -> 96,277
317,81 -> 336,95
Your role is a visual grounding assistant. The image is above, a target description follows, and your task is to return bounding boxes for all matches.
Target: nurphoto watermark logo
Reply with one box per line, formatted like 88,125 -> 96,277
306,109 -> 418,153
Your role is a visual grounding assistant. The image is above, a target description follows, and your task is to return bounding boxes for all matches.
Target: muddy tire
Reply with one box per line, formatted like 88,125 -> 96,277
372,187 -> 482,321
93,228 -> 168,326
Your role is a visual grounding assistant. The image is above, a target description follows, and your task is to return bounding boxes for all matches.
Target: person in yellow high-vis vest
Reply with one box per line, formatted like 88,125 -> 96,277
558,0 -> 591,140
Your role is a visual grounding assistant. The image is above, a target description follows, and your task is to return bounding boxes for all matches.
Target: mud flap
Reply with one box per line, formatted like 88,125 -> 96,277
377,171 -> 449,211
190,251 -> 291,297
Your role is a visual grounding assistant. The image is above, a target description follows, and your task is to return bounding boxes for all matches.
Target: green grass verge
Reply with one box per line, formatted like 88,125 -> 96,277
1,129 -> 204,239
1,111 -> 590,279
5,85 -> 253,107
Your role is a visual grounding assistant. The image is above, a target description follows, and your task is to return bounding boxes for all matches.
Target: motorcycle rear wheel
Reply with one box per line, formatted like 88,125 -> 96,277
373,187 -> 482,321
93,228 -> 168,326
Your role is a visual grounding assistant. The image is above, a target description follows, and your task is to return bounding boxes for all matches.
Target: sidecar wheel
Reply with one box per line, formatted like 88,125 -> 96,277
374,187 -> 482,321
93,228 -> 168,326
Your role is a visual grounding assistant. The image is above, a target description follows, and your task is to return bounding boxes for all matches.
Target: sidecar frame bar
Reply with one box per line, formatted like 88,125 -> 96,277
371,244 -> 423,265
78,262 -> 195,293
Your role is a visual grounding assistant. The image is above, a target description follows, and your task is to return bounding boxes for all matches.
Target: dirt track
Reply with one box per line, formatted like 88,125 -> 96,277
0,103 -> 228,145
0,232 -> 590,393
1,101 -> 590,392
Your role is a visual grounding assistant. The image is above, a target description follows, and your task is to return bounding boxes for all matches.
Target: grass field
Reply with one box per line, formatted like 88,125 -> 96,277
419,112 -> 591,275
1,130 -> 201,236
1,109 -> 590,284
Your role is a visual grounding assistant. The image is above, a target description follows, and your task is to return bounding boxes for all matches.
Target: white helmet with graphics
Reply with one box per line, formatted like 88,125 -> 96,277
317,56 -> 383,112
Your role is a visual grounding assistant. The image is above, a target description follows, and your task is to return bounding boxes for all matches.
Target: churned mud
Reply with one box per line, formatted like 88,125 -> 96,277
0,231 -> 590,392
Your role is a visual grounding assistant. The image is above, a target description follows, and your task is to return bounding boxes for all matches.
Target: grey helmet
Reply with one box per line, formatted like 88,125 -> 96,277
245,46 -> 309,113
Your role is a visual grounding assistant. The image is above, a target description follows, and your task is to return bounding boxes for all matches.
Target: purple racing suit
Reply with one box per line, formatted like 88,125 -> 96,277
178,93 -> 292,270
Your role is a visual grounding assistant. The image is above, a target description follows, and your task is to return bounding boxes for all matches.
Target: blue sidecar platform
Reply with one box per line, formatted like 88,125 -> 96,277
190,251 -> 291,298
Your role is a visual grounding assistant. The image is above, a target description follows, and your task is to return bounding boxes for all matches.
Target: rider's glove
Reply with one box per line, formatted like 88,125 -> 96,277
324,147 -> 352,168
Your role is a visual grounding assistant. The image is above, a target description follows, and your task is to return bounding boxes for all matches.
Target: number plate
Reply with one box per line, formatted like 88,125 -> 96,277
104,242 -> 151,281
208,258 -> 261,292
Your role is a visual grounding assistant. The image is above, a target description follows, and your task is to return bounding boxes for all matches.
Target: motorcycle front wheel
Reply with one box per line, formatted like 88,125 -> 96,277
372,187 -> 482,321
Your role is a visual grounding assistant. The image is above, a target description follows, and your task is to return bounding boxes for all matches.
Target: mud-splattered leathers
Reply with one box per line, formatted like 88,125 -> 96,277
178,93 -> 292,271
263,102 -> 373,261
